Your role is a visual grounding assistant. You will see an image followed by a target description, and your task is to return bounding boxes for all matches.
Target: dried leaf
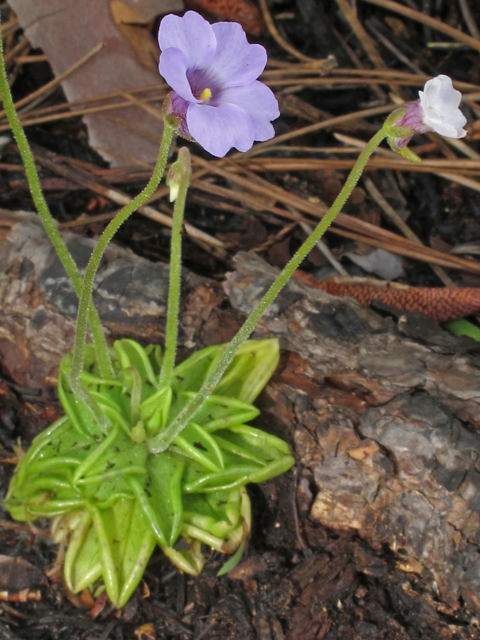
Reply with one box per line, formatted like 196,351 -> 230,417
134,622 -> 156,640
0,589 -> 42,602
8,0 -> 182,166
110,1 -> 160,72
0,556 -> 47,591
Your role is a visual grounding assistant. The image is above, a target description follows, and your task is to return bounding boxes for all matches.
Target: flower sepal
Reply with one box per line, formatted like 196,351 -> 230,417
397,145 -> 421,164
385,123 -> 421,163
162,92 -> 194,142
388,125 -> 414,140
383,107 -> 408,128
386,132 -> 421,164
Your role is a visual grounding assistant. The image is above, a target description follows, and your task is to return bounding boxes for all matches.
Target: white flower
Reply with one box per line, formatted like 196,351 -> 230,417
419,75 -> 467,139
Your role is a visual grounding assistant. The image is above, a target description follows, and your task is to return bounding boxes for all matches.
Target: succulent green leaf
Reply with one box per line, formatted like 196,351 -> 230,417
162,540 -> 205,575
213,339 -> 280,402
169,392 -> 260,432
146,453 -> 185,545
84,499 -> 158,608
140,385 -> 172,435
446,318 -> 480,342
64,510 -> 103,593
170,339 -> 279,403
114,339 -> 159,389
183,463 -> 260,493
173,422 -> 224,472
5,338 -> 294,608
217,540 -> 246,576
171,345 -> 225,394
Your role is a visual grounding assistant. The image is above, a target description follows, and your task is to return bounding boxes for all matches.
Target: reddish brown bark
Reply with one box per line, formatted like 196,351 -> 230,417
184,0 -> 266,35
295,271 -> 480,322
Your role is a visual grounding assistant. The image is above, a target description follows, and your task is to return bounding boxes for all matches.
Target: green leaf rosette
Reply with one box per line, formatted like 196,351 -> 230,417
5,338 -> 294,608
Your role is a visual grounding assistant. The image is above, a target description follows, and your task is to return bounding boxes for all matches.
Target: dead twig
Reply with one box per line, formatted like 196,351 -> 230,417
0,16 -> 19,38
333,132 -> 480,193
0,519 -> 50,537
457,0 -> 480,40
258,0 -> 330,65
362,0 -> 480,53
244,155 -> 480,181
335,0 -> 387,70
362,176 -> 454,287
15,42 -> 104,116
3,37 -> 29,69
190,154 -> 480,275
30,144 -> 226,259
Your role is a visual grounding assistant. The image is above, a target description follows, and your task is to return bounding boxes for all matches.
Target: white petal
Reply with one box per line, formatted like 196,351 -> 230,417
419,75 -> 467,139
419,89 -> 430,115
431,75 -> 461,115
422,76 -> 441,104
440,110 -> 467,137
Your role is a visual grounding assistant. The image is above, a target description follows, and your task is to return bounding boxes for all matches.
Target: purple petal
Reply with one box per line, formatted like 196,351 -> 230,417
187,103 -> 254,157
221,81 -> 279,141
159,48 -> 197,103
158,12 -> 216,69
209,22 -> 267,88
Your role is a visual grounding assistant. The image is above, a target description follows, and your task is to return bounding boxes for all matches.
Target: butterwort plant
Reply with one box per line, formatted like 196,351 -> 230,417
0,10 -> 291,609
0,8 -> 468,609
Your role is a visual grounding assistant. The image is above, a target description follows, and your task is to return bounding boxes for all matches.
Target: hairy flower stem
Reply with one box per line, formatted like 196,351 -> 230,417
159,148 -> 191,389
69,124 -> 174,429
0,21 -> 113,379
149,126 -> 388,453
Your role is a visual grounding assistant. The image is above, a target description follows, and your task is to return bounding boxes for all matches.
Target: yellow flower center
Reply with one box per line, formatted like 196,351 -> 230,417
200,87 -> 212,103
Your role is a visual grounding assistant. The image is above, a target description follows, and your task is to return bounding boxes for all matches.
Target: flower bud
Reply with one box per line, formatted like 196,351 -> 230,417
167,148 -> 191,202
167,160 -> 182,202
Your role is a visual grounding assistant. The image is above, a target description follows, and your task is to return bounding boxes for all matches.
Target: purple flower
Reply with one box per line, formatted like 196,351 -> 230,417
158,11 -> 279,158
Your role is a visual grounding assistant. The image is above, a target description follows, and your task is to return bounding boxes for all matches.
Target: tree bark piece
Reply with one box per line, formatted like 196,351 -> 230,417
224,251 -> 480,615
295,271 -> 480,322
0,209 -> 206,388
3,213 -> 480,627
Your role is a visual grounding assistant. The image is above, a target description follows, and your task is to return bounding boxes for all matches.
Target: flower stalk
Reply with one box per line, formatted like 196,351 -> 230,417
68,123 -> 174,427
0,22 -> 113,379
148,125 -> 388,452
159,147 -> 192,389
